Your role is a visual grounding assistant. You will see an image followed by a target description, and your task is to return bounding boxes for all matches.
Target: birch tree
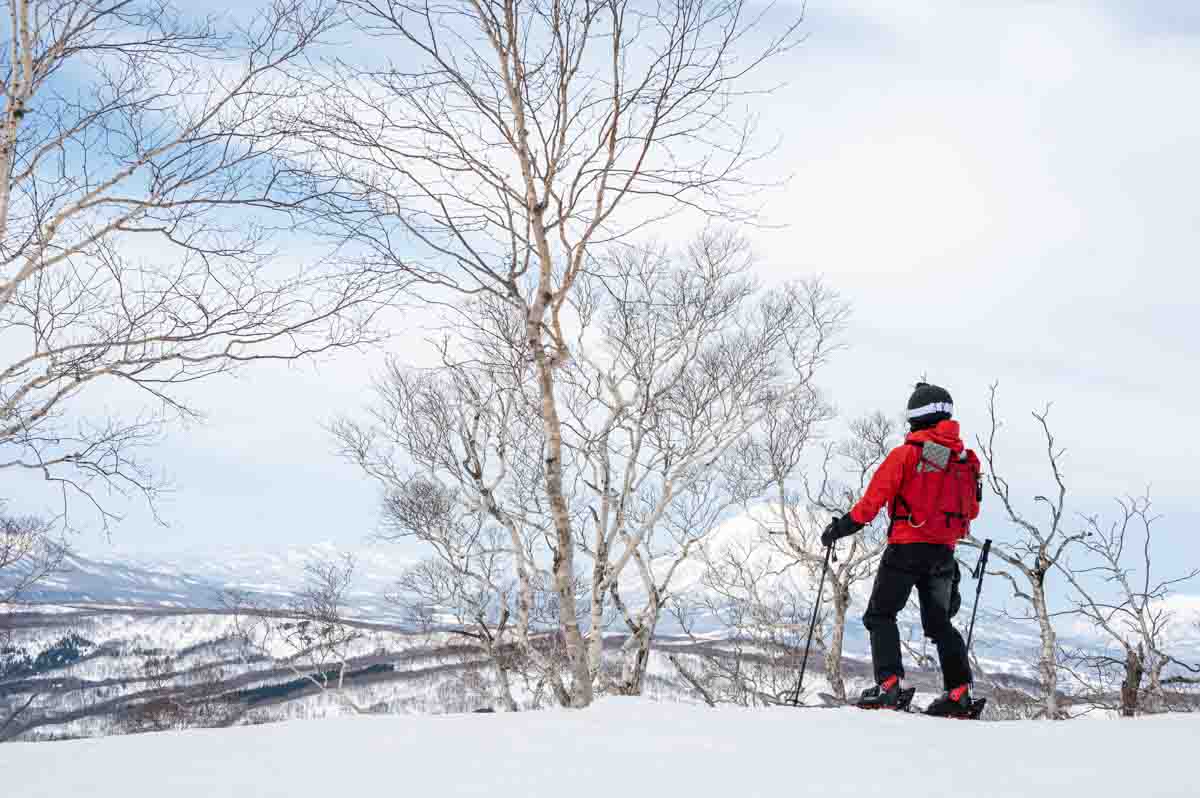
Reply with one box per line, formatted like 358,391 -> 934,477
669,537 -> 817,706
1056,494 -> 1197,717
0,506 -> 63,737
331,323 -> 578,707
561,235 -> 846,695
0,0 -> 401,529
1164,636 -> 1200,700
395,551 -> 525,712
0,506 -> 63,608
678,411 -> 892,706
753,412 -> 895,701
335,233 -> 845,703
291,0 -> 804,707
969,383 -> 1081,719
226,553 -> 369,714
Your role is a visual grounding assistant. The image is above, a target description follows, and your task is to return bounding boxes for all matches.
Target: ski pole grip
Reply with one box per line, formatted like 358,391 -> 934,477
973,539 -> 992,579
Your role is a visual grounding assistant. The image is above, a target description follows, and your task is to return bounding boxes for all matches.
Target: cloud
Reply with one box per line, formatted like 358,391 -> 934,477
731,1 -> 1200,507
53,1 -> 1199,566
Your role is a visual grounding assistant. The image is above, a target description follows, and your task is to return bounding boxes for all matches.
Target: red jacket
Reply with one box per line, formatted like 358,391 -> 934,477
848,420 -> 981,547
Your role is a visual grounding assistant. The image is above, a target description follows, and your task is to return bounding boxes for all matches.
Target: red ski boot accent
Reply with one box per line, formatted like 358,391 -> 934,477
925,684 -> 973,717
856,676 -> 910,710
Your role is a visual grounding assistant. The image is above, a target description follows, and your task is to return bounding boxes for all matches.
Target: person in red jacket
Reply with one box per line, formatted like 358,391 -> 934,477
820,382 -> 982,717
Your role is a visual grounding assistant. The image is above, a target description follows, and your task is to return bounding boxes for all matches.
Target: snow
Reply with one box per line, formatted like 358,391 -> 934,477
3,698 -> 1195,797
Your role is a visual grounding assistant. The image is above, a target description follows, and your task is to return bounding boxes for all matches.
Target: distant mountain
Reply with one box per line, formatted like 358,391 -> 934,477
7,532 -> 1197,674
8,542 -> 416,620
4,538 -> 1041,675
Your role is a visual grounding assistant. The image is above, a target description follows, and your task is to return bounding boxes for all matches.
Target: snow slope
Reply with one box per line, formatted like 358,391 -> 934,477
3,699 -> 1195,798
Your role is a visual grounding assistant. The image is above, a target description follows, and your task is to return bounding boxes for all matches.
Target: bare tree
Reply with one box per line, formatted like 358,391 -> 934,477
602,468 -> 743,696
0,504 -> 68,736
970,383 -> 1082,719
1166,628 -> 1200,689
332,335 -> 577,707
559,235 -> 846,696
336,231 -> 844,703
0,691 -> 39,742
754,412 -> 895,701
1163,636 -> 1200,714
669,537 -> 816,706
0,506 -> 65,608
0,0 -> 402,530
1056,494 -> 1197,716
290,0 -> 805,707
678,411 -> 893,706
226,553 -> 367,713
391,532 -> 537,713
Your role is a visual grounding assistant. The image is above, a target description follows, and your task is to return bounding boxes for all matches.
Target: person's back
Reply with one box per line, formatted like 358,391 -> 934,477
820,382 -> 983,717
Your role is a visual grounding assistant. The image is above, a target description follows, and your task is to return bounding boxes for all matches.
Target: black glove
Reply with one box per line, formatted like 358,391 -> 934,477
820,514 -> 864,548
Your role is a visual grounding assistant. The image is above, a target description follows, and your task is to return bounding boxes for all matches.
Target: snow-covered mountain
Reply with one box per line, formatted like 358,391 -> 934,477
9,533 -> 1198,675
11,542 -> 416,620
3,535 -> 1196,744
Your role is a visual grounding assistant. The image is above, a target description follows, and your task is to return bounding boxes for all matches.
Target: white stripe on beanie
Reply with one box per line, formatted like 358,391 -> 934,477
907,401 -> 953,420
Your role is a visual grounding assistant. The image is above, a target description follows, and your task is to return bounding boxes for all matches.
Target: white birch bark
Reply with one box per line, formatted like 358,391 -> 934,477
1030,580 -> 1060,719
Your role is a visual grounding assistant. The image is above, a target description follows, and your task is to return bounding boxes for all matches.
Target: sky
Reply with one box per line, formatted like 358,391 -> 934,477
15,0 -> 1196,585
752,0 -> 1200,560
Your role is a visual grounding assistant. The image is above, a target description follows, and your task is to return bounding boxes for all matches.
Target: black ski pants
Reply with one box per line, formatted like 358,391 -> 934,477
863,542 -> 972,690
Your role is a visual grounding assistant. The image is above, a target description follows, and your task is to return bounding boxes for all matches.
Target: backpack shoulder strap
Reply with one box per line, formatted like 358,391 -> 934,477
889,441 -> 923,521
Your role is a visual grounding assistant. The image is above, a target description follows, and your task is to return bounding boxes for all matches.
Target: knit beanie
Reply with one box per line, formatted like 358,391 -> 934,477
907,382 -> 953,430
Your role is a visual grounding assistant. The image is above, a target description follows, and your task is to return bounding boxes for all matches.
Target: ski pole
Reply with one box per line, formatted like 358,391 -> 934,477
788,543 -> 833,706
965,538 -> 992,653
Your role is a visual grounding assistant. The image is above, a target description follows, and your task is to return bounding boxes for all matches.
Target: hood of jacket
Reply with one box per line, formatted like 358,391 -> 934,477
905,419 -> 965,453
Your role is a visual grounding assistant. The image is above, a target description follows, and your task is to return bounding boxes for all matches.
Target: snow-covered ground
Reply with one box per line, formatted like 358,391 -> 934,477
3,698 -> 1195,798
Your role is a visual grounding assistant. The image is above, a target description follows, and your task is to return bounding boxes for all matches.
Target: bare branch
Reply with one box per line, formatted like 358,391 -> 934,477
0,1 -> 403,529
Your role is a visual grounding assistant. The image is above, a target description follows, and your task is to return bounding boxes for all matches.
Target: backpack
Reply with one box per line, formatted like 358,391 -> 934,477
889,441 -> 982,543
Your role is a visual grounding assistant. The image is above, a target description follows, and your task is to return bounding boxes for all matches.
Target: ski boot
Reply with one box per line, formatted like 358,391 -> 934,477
856,675 -> 913,710
924,684 -> 980,718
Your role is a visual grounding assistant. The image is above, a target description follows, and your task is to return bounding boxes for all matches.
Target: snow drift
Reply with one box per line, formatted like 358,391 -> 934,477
3,698 -> 1195,798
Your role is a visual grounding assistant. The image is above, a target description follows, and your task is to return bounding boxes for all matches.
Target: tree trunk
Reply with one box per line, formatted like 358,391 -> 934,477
823,582 -> 849,702
495,515 -> 571,706
587,536 -> 610,691
528,318 -> 593,708
1031,582 -> 1060,719
495,663 -> 520,712
1145,651 -> 1167,714
1120,645 -> 1144,718
619,616 -> 656,696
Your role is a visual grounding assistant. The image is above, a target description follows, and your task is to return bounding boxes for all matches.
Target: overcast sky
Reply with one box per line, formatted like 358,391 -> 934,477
36,0 -> 1197,577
